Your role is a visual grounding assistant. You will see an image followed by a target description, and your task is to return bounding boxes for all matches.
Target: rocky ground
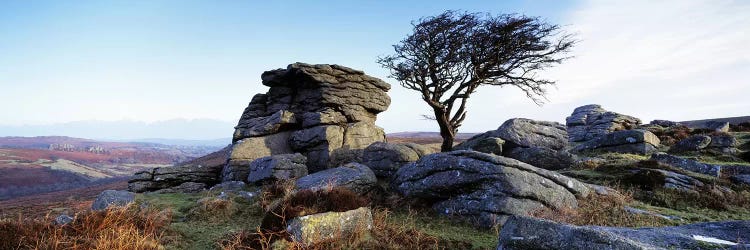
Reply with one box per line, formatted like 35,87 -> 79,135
2,63 -> 749,249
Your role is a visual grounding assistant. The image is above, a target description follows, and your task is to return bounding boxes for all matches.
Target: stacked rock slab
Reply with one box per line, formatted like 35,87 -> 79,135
392,150 -> 590,228
224,63 -> 391,181
566,104 -> 641,142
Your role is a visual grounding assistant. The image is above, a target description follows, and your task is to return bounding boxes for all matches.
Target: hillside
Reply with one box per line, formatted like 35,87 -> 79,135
0,136 -> 224,200
680,116 -> 750,128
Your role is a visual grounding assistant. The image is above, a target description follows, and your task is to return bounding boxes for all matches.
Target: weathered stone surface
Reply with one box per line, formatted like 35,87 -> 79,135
566,104 -> 641,142
247,153 -> 308,184
234,110 -> 298,139
705,121 -> 730,133
223,132 -> 294,182
668,135 -> 711,153
361,142 -> 433,178
296,163 -> 377,195
286,207 -> 372,246
506,147 -> 577,170
650,153 -> 721,177
496,118 -> 568,150
572,129 -> 660,155
221,63 -> 391,178
92,190 -> 135,211
393,151 -> 589,228
151,182 -> 206,194
301,109 -> 347,128
290,125 -> 345,172
497,216 -> 750,250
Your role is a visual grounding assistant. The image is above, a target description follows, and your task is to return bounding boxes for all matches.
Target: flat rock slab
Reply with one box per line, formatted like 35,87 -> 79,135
650,153 -> 721,177
498,216 -> 750,250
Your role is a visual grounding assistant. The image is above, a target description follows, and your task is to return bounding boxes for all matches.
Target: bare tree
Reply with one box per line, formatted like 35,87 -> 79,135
378,11 -> 576,152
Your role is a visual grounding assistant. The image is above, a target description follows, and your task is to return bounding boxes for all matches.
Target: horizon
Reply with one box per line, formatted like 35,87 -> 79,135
1,0 -> 748,139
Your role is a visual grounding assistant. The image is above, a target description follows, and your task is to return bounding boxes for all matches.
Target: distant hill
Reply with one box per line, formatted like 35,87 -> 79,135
0,136 -> 224,200
680,116 -> 750,128
0,119 -> 234,141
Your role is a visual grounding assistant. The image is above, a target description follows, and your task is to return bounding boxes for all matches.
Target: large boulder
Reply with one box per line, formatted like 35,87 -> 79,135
286,207 -> 372,246
505,147 -> 577,170
668,135 -> 711,153
456,118 -> 567,153
572,129 -> 660,155
496,118 -> 568,150
92,190 -> 135,211
247,153 -> 308,184
497,216 -> 750,250
650,153 -> 721,177
361,142 -> 433,178
392,151 -> 589,228
454,118 -> 572,170
295,163 -> 377,195
649,119 -> 682,127
226,63 -> 390,174
566,104 -> 641,142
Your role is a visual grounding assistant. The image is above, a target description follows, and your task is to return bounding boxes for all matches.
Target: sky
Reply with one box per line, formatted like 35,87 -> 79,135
0,0 -> 748,139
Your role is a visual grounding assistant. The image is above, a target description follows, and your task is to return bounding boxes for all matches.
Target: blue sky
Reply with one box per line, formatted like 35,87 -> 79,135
1,0 -> 748,138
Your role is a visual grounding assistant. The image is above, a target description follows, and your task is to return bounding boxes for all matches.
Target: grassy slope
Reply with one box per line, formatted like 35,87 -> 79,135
136,190 -> 498,250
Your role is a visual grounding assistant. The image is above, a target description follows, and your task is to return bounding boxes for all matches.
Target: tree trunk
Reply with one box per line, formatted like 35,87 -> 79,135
434,108 -> 455,152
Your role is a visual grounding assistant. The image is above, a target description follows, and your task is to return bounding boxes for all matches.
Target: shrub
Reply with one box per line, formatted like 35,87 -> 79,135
0,205 -> 170,250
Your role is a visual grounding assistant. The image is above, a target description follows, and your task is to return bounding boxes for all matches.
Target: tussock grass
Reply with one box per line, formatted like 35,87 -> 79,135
0,205 -> 170,250
532,191 -> 674,227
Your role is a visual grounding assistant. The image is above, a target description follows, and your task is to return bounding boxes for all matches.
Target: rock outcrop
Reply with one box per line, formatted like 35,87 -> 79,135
128,145 -> 231,193
295,163 -> 377,195
497,216 -> 750,250
455,118 -> 573,170
392,151 -> 589,228
361,142 -> 433,178
566,104 -> 641,142
650,153 -> 721,177
247,153 -> 308,184
572,129 -> 660,155
129,163 -> 223,193
649,119 -> 682,127
92,190 -> 135,211
225,63 -> 391,180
